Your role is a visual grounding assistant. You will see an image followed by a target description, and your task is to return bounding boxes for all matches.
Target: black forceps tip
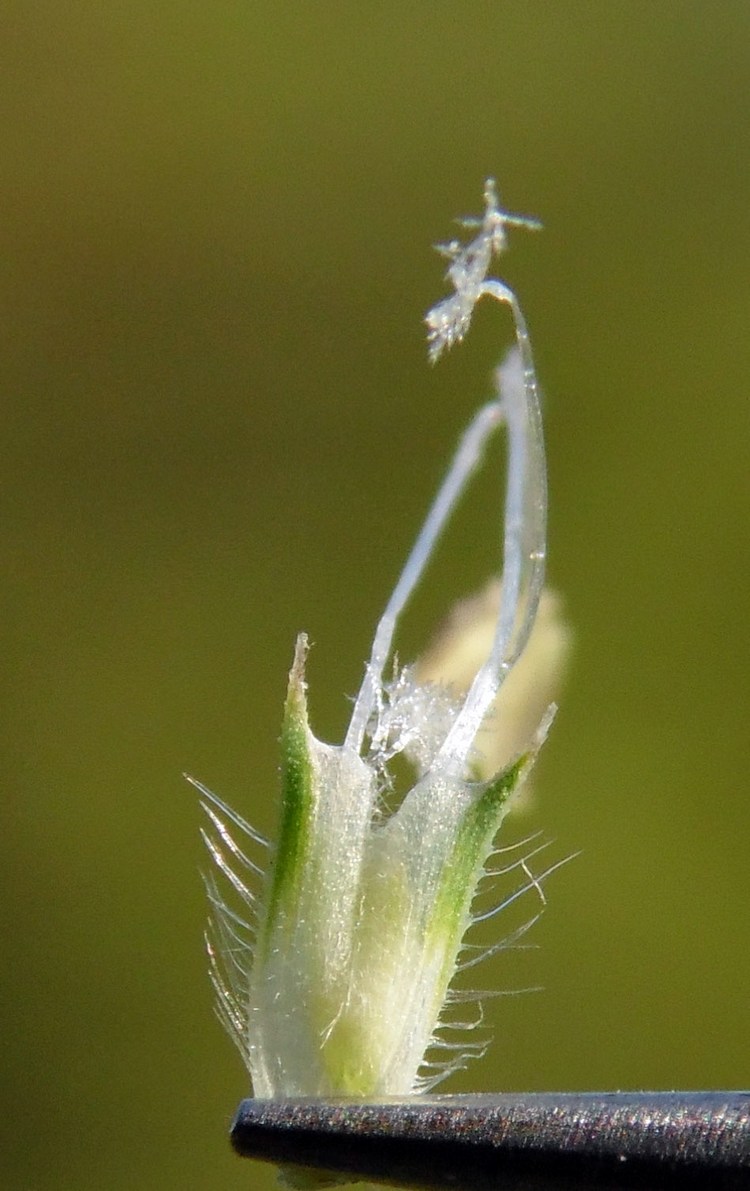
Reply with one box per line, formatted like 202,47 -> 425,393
231,1091 -> 750,1189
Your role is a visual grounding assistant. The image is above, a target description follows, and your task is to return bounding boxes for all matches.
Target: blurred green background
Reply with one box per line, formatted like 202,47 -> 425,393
2,3 -> 749,1188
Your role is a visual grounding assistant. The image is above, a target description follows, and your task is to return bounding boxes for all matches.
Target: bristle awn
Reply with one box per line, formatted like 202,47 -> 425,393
200,828 -> 257,907
479,837 -> 554,881
485,828 -> 546,858
457,912 -> 546,974
436,1004 -> 485,1031
471,852 -> 578,925
200,802 -> 265,877
186,773 -> 269,848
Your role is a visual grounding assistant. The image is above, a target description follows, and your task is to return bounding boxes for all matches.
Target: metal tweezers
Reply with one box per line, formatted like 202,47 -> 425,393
231,1091 -> 750,1189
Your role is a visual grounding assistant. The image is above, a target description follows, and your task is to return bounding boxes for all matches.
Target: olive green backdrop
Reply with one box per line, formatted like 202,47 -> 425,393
2,3 -> 748,1188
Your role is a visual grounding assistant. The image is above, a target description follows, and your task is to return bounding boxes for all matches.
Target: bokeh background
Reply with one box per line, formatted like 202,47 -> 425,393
2,3 -> 749,1188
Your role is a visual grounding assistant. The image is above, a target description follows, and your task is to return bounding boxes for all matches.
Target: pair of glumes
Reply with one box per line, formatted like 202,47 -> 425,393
192,791 -> 571,1085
